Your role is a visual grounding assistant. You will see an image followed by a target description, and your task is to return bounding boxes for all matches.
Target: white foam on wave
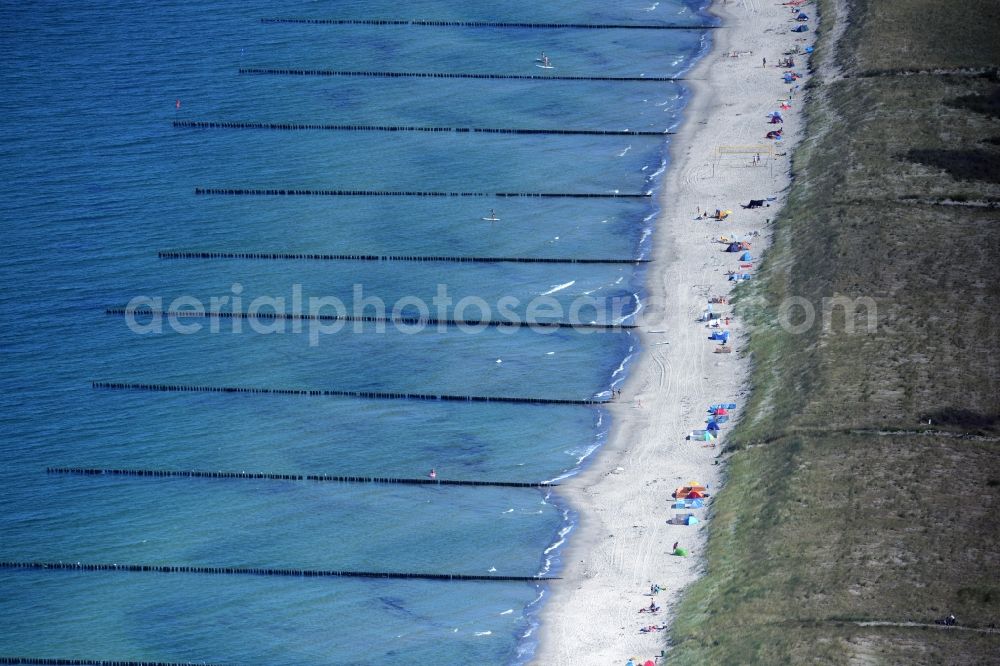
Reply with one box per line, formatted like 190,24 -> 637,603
475,631 -> 492,637
646,159 -> 668,181
543,523 -> 574,558
616,293 -> 644,324
643,2 -> 660,11
540,280 -> 575,296
617,145 -> 632,157
573,441 -> 602,467
537,503 -> 575,576
500,609 -> 514,616
611,351 -> 634,378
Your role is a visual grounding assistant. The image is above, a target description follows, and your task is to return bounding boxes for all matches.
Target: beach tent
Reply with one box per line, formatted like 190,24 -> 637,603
673,547 -> 688,556
740,251 -> 752,261
792,24 -> 809,32
674,484 -> 709,499
797,12 -> 809,19
713,407 -> 729,416
670,512 -> 700,525
707,421 -> 721,432
688,499 -> 705,509
783,72 -> 795,83
726,242 -> 742,252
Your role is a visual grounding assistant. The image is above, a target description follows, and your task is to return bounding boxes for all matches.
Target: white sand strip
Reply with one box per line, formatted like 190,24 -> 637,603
532,1 -> 816,663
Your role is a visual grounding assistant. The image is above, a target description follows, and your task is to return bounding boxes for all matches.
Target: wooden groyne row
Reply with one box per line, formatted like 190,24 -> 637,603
193,187 -> 650,198
238,67 -> 681,82
157,250 -> 648,265
91,382 -> 608,406
46,467 -> 558,489
0,561 -> 556,583
105,307 -> 638,331
172,120 -> 671,136
260,18 -> 717,30
0,658 -> 233,666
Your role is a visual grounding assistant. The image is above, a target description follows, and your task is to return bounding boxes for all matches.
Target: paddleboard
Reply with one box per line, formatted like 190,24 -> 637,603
481,217 -> 500,221
535,64 -> 554,69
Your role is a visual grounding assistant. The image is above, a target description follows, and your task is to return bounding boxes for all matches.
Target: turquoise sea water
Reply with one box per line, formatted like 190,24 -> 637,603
1,0 -> 711,663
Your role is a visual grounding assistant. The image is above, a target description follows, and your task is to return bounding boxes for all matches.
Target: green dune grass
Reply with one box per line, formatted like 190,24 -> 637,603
667,0 -> 1000,662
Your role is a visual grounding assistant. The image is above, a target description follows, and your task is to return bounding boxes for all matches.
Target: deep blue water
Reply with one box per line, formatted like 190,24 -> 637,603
0,0 -> 711,663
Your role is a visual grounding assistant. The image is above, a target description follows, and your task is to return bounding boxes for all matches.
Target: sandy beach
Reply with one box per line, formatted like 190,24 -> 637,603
533,1 -> 816,663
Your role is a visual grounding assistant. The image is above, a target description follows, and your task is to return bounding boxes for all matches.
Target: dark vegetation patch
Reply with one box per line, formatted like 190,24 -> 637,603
948,87 -> 1000,118
904,148 -> 1000,184
920,408 -> 999,429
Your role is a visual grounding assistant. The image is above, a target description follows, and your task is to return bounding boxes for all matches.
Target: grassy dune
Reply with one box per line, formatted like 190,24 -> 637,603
668,0 -> 1000,662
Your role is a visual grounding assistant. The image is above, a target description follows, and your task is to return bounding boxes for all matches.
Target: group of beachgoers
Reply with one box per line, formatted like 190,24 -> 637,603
618,8 -> 814,664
